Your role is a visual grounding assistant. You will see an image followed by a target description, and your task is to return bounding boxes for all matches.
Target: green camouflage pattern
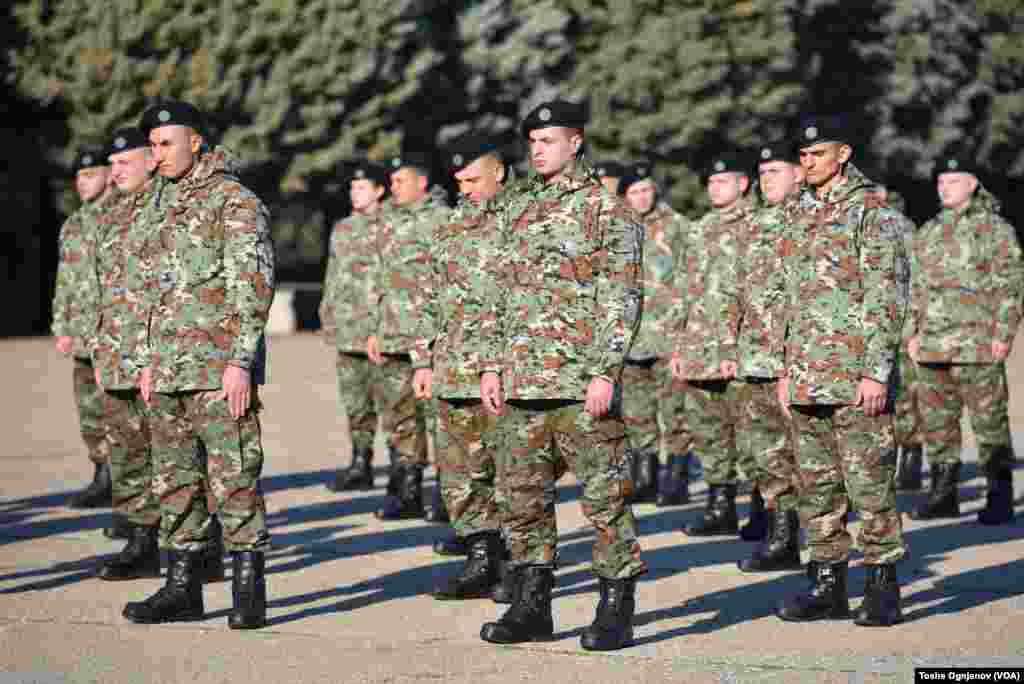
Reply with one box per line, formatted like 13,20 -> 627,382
72,357 -> 107,466
335,351 -> 379,453
147,148 -> 276,391
791,405 -> 905,565
894,350 -> 923,448
476,159 -> 645,400
780,165 -> 908,405
319,207 -> 385,353
686,379 -> 757,485
630,202 -> 689,359
102,388 -> 159,526
621,359 -> 691,463
436,399 -> 500,538
372,354 -> 428,467
735,380 -> 798,512
906,186 -> 1024,364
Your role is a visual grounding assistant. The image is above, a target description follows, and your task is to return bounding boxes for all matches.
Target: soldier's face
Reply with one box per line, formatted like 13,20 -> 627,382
149,125 -> 202,180
390,167 -> 428,206
625,179 -> 657,214
75,166 -> 109,202
758,161 -> 804,205
528,127 -> 582,180
937,172 -> 978,211
799,142 -> 850,188
600,176 -> 620,195
707,172 -> 748,208
109,148 -> 155,194
350,179 -> 385,213
455,156 -> 503,205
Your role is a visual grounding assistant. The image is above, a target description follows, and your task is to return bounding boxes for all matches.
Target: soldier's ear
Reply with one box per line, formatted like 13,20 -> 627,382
189,131 -> 204,155
837,144 -> 853,164
738,174 -> 751,195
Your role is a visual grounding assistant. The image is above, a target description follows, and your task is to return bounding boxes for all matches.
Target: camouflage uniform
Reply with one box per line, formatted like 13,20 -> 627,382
781,164 -> 907,566
906,186 -> 1023,468
146,148 -> 275,552
477,160 -> 646,580
887,208 -> 922,450
52,189 -> 118,466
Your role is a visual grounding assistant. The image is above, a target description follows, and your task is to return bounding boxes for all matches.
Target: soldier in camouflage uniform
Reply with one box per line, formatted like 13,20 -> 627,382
476,100 -> 646,651
617,163 -> 694,506
906,151 -> 1022,526
736,141 -> 805,573
776,117 -> 907,627
366,153 -> 450,520
320,162 -> 390,492
53,147 -> 115,509
121,102 -> 274,630
670,152 -> 762,538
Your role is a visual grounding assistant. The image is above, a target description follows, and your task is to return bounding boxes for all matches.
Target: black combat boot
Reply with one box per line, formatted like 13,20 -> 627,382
424,480 -> 450,523
854,563 -> 902,626
978,450 -> 1015,526
376,465 -> 424,520
68,462 -> 112,509
97,525 -> 161,581
738,509 -> 802,572
433,532 -> 502,600
327,446 -> 375,492
631,450 -> 659,504
491,551 -> 515,604
776,560 -> 849,621
656,453 -> 691,507
197,516 -> 225,583
896,445 -> 924,491
123,550 -> 205,623
910,462 -> 960,520
480,566 -> 555,643
103,513 -> 134,540
683,484 -> 738,536
739,486 -> 769,541
228,551 -> 267,629
385,450 -> 403,496
580,577 -> 637,651
433,534 -> 468,556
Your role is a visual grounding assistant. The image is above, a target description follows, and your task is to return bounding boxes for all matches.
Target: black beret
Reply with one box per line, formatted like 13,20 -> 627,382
446,134 -> 501,174
756,140 -> 800,166
350,162 -> 390,188
618,162 -> 656,194
933,148 -> 983,179
106,128 -> 150,159
74,146 -> 108,173
797,114 -> 853,148
704,152 -> 750,180
389,151 -> 433,178
594,161 -> 626,179
140,101 -> 206,137
520,99 -> 587,137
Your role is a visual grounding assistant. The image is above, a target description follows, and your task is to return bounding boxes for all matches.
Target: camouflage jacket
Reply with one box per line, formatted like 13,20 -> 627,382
629,202 -> 689,360
736,195 -> 797,380
51,189 -> 118,358
671,198 -> 755,380
413,181 -> 519,398
476,160 -> 644,401
147,148 -> 276,392
370,189 -> 450,355
89,181 -> 162,389
780,164 -> 907,405
907,187 -> 1023,363
319,205 -> 386,353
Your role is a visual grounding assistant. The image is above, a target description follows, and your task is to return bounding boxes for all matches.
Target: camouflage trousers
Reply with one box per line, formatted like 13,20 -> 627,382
101,389 -> 160,527
621,358 -> 692,463
72,356 -> 106,466
367,354 -> 429,467
685,379 -> 757,485
791,404 -> 905,565
436,398 -> 500,538
735,379 -> 799,512
894,350 -> 924,449
336,351 -> 379,453
148,390 -> 269,552
493,400 -> 646,580
916,362 -> 1012,467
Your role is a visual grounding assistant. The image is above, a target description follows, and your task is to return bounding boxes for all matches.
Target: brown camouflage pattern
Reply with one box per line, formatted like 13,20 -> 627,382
319,207 -> 385,353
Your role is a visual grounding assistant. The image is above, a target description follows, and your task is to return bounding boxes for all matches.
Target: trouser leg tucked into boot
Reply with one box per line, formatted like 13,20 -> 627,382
97,525 -> 161,581
777,560 -> 849,622
376,464 -> 424,520
854,563 -> 902,626
910,462 -> 960,520
683,484 -> 738,536
896,446 -> 924,491
631,450 -> 659,504
328,446 -> 374,492
978,449 -> 1015,526
739,486 -> 769,541
122,550 -> 205,623
738,509 -> 802,573
69,462 -> 112,509
580,577 -> 637,651
229,551 -> 267,629
656,452 -> 691,507
104,513 -> 134,540
197,516 -> 226,583
491,549 -> 514,604
480,566 -> 554,644
433,531 -> 501,600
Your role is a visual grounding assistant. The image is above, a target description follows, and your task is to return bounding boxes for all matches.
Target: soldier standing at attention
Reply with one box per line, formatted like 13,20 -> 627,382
735,141 -> 805,573
776,116 -> 907,627
906,151 -> 1022,526
618,164 -> 694,506
53,147 -> 116,509
321,162 -> 391,492
121,101 -> 275,630
367,153 -> 450,520
476,100 -> 646,651
671,153 -> 765,539
595,160 -> 626,196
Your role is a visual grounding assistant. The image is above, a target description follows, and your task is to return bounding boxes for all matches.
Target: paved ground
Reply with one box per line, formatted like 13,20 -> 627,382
1,335 -> 1023,684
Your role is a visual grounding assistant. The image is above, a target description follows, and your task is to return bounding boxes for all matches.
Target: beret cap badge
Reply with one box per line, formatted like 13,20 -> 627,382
158,110 -> 171,123
538,108 -> 552,122
452,154 -> 463,167
714,160 -> 726,172
761,148 -> 772,159
114,137 -> 127,149
948,159 -> 959,170
805,126 -> 818,139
